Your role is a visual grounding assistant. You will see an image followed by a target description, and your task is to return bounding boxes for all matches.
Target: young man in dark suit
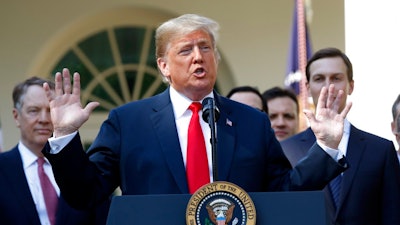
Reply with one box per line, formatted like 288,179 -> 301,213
281,47 -> 400,225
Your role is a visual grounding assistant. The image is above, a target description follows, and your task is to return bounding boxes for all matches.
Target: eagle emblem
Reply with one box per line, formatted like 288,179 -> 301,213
206,199 -> 235,225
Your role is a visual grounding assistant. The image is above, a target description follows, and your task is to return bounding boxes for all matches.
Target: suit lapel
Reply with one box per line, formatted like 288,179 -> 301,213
150,89 -> 188,193
3,148 -> 41,224
338,125 -> 366,211
291,125 -> 366,218
214,95 -> 235,181
298,128 -> 316,153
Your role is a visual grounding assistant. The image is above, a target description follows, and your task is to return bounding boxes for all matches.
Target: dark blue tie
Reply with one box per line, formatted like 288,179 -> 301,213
329,174 -> 342,209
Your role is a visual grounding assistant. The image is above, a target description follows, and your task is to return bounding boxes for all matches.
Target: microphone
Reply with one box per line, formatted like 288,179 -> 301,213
202,97 -> 220,123
201,97 -> 219,181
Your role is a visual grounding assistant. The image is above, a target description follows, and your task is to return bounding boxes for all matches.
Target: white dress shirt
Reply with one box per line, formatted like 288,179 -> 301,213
19,142 -> 60,225
169,86 -> 214,181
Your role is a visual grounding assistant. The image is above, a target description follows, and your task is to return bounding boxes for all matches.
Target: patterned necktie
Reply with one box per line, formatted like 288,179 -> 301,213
186,102 -> 210,194
329,174 -> 342,210
38,157 -> 58,225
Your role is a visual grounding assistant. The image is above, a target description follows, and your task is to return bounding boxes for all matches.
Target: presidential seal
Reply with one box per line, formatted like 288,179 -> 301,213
186,181 -> 256,225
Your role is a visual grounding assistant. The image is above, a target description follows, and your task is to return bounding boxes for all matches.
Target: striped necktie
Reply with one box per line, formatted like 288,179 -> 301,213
329,174 -> 342,209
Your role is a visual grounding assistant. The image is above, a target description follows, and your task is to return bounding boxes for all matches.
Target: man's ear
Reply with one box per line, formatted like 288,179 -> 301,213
12,108 -> 20,127
348,80 -> 354,95
157,58 -> 169,77
391,121 -> 396,135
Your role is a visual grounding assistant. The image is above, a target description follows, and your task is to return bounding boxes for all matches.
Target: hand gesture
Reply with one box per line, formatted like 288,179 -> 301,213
304,84 -> 352,149
43,68 -> 99,137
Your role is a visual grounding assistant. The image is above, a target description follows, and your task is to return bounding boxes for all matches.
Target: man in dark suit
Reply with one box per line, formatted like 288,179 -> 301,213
281,47 -> 400,225
42,14 -> 351,212
0,77 -> 109,225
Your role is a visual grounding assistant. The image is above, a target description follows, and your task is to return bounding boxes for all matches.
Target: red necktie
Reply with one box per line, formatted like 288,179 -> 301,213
38,157 -> 58,225
187,102 -> 210,193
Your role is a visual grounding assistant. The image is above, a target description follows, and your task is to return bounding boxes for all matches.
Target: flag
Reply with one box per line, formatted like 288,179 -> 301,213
226,118 -> 232,127
285,0 -> 313,95
284,0 -> 313,130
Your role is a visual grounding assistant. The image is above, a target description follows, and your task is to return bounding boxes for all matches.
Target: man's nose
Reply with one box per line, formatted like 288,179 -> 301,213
38,110 -> 51,122
193,47 -> 203,63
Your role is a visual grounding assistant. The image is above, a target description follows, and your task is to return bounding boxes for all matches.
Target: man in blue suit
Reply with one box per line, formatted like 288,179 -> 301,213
281,47 -> 400,225
0,77 -> 109,225
42,14 -> 351,213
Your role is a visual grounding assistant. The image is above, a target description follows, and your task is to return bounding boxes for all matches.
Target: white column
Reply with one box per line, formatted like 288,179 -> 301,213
345,0 -> 400,148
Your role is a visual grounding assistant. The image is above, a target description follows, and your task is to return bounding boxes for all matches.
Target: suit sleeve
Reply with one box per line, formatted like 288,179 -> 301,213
43,111 -> 121,210
289,143 -> 348,190
381,142 -> 400,224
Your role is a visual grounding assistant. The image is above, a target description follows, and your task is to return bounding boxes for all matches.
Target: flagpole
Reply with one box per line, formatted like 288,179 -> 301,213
296,0 -> 310,131
285,0 -> 313,132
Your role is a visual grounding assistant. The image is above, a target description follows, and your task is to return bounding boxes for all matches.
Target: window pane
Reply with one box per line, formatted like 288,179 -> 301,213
115,27 -> 146,64
79,31 -> 114,72
51,50 -> 94,91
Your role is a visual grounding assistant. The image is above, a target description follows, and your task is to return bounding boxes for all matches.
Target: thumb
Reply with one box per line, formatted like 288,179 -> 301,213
303,109 -> 315,125
84,101 -> 100,114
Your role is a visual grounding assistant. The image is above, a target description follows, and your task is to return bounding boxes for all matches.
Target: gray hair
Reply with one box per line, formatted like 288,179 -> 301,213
155,14 -> 221,82
392,94 -> 400,120
12,76 -> 55,111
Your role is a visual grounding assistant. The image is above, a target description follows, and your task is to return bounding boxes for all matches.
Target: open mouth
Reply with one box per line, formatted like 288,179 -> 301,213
194,68 -> 205,75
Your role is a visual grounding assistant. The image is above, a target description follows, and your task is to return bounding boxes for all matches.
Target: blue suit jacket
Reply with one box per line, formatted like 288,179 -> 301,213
44,88 -> 347,209
0,146 -> 109,225
281,126 -> 400,225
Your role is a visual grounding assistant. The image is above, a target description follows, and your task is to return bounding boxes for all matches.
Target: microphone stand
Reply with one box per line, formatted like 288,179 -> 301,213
207,100 -> 218,182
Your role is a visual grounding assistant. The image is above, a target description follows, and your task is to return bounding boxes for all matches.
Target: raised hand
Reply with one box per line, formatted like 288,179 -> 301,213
43,68 -> 99,138
304,84 -> 352,149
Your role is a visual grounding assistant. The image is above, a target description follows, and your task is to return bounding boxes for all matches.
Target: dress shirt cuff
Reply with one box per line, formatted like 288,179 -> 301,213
316,140 -> 345,162
48,131 -> 78,154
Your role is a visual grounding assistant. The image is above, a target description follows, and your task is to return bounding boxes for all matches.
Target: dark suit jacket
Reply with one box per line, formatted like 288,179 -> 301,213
44,88 -> 347,210
281,126 -> 400,225
0,146 -> 109,225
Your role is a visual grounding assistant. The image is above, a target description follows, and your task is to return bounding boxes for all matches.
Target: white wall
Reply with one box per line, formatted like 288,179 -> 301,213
345,0 -> 400,146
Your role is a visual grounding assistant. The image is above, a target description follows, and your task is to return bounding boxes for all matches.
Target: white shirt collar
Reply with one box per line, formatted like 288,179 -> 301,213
169,86 -> 214,118
343,118 -> 351,134
338,118 -> 351,156
18,142 -> 40,169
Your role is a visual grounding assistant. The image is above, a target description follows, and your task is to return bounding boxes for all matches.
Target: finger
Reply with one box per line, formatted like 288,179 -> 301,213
316,86 -> 328,111
62,68 -> 72,94
43,82 -> 53,101
55,72 -> 63,96
325,84 -> 336,109
332,90 -> 344,112
340,101 -> 352,118
303,109 -> 315,125
72,72 -> 81,96
83,102 -> 100,115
